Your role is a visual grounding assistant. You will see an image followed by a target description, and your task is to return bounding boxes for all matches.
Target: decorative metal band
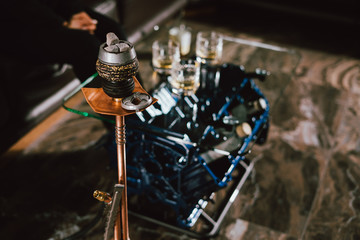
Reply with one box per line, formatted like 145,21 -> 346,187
96,59 -> 139,82
115,125 -> 126,145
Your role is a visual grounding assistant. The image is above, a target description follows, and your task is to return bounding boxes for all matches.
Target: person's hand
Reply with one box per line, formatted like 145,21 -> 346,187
63,11 -> 97,34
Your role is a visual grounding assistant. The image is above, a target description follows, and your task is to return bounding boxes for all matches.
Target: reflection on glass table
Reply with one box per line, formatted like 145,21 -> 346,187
62,34 -> 300,238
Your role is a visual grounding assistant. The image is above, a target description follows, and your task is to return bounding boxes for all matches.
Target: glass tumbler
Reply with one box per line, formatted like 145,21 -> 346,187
169,24 -> 192,56
169,59 -> 200,96
195,31 -> 223,65
152,39 -> 180,75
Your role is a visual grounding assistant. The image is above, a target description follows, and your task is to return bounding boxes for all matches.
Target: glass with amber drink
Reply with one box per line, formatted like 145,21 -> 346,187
195,31 -> 223,65
152,39 -> 180,75
169,59 -> 200,96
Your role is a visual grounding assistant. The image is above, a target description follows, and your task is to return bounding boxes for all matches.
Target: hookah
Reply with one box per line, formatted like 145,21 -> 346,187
83,32 -> 155,240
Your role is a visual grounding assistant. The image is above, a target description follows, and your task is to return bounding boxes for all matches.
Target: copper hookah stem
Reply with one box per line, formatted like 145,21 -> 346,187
115,115 -> 129,240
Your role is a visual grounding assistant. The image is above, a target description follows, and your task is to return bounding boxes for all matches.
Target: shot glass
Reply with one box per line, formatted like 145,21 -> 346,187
195,31 -> 223,65
152,39 -> 180,75
169,59 -> 200,96
169,24 -> 192,56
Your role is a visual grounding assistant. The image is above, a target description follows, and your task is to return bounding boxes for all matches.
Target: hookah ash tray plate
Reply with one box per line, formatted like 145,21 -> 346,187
121,92 -> 152,111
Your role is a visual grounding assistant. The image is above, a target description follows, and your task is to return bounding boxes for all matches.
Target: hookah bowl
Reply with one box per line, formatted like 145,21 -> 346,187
96,35 -> 138,98
95,33 -> 152,111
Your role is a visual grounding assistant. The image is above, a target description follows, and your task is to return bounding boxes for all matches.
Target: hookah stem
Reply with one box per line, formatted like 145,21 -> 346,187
115,115 -> 129,240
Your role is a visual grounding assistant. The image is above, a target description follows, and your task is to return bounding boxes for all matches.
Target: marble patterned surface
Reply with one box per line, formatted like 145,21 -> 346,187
1,17 -> 360,240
